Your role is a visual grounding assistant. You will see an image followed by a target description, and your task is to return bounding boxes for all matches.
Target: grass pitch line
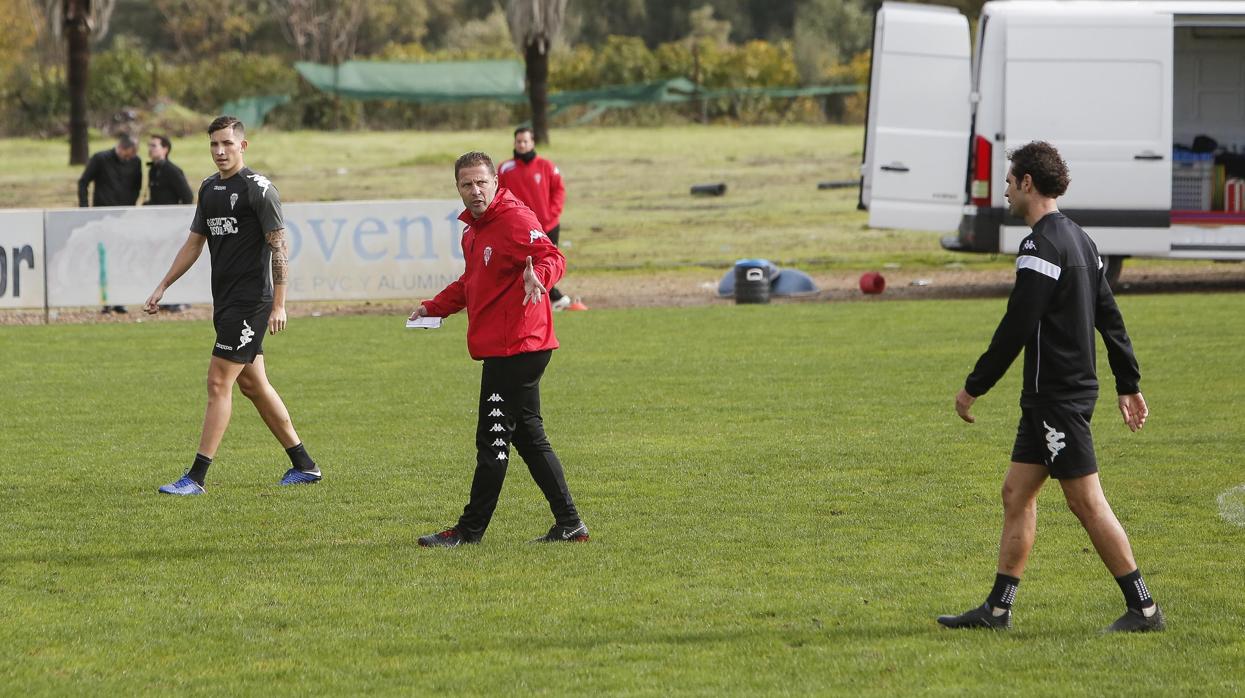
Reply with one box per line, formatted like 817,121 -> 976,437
1217,484 -> 1245,528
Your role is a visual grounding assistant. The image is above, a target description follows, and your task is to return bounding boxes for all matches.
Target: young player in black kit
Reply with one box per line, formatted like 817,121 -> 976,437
938,141 -> 1164,633
144,116 -> 322,495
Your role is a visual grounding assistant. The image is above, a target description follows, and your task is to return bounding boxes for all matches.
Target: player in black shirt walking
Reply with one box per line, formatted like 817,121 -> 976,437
937,142 -> 1163,633
143,115 -> 322,495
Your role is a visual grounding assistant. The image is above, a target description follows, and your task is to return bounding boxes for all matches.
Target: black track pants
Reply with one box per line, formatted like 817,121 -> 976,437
456,350 -> 579,538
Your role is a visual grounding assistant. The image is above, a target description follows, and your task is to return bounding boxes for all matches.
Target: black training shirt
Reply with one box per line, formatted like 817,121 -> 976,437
965,211 -> 1140,406
190,168 -> 282,307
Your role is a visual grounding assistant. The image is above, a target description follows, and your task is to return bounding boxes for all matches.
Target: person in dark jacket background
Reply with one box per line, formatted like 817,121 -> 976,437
937,141 -> 1163,634
78,134 -> 142,208
79,133 -> 142,313
411,150 -> 589,548
145,134 -> 194,206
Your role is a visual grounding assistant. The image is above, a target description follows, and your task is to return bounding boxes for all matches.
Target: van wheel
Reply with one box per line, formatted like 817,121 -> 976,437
1104,255 -> 1125,291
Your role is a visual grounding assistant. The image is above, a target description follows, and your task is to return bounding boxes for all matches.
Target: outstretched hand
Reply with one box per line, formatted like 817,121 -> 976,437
523,256 -> 546,305
1118,392 -> 1148,432
268,305 -> 287,335
955,387 -> 977,424
143,288 -> 164,315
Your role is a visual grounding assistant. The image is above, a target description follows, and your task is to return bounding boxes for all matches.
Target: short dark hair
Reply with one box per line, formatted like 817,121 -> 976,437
207,115 -> 245,138
1008,141 -> 1070,198
513,126 -> 534,138
455,151 -> 495,181
116,133 -> 136,150
151,134 -> 172,152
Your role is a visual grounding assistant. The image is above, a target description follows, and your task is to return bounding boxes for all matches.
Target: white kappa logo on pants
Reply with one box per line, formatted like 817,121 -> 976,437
238,320 -> 255,348
1043,420 -> 1066,460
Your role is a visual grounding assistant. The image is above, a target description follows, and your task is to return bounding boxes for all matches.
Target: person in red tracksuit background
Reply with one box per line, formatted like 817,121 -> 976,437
497,126 -> 581,310
410,150 -> 590,547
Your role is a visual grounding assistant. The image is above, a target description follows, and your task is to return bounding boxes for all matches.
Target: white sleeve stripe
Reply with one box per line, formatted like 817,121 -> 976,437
1016,255 -> 1061,280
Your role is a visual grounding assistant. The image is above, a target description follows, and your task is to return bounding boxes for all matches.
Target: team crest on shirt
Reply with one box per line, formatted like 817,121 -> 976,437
529,229 -> 545,243
483,246 -> 493,266
230,193 -> 239,210
535,173 -> 542,184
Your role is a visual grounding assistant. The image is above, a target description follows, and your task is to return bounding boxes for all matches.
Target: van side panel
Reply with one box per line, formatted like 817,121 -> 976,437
1003,15 -> 1173,213
862,4 -> 971,232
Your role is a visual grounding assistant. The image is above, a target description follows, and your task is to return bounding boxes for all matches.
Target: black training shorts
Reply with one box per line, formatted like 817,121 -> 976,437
212,303 -> 271,364
1011,397 -> 1098,479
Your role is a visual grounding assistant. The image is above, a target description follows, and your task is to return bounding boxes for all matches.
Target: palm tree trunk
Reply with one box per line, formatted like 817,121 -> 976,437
66,0 -> 91,166
525,40 -> 550,145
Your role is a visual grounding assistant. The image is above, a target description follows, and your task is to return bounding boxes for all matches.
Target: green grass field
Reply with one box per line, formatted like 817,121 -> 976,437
2,295 -> 1242,695
0,126 -> 1006,276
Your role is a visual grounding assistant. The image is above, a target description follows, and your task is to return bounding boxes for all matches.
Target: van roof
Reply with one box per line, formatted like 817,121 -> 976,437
984,1 -> 1245,19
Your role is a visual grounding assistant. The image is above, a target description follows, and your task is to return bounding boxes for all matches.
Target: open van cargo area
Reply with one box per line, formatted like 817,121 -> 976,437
1173,24 -> 1245,219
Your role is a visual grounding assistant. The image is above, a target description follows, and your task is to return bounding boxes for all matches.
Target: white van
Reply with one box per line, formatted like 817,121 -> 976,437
859,0 -> 1245,284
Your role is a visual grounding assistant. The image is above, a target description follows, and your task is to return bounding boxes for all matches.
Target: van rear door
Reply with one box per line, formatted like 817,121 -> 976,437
861,2 -> 971,232
1001,9 -> 1173,251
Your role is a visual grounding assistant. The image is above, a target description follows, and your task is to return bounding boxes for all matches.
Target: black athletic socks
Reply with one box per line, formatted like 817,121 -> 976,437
1115,569 -> 1156,611
285,443 -> 317,472
188,453 -> 212,485
987,573 -> 1020,611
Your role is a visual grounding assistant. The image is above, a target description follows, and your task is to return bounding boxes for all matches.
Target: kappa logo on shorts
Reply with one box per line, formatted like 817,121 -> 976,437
491,438 -> 506,447
487,393 -> 503,402
489,423 -> 504,432
483,246 -> 493,266
488,408 -> 503,417
238,320 -> 255,349
215,342 -> 234,351
496,451 -> 507,460
1043,420 -> 1066,460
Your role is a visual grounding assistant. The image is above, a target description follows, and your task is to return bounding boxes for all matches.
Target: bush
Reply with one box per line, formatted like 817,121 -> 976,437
0,64 -> 68,136
89,37 -> 154,115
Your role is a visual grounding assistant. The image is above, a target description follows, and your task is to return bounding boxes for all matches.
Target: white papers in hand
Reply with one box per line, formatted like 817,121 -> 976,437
405,316 -> 443,329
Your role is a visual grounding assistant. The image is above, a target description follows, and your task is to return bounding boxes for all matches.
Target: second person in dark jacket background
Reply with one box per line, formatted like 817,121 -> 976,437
145,134 -> 195,206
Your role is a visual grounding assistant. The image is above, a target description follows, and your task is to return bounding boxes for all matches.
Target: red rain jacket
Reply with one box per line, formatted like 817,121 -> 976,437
497,155 -> 565,230
422,188 -> 565,359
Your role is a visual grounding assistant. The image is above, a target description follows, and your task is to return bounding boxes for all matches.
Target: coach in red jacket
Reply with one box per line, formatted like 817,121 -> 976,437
497,127 -> 571,308
411,150 -> 589,547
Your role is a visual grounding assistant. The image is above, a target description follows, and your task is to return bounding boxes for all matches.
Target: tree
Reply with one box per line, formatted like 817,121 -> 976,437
45,0 -> 117,164
268,0 -> 366,64
151,0 -> 264,58
793,0 -> 870,84
505,0 -> 567,145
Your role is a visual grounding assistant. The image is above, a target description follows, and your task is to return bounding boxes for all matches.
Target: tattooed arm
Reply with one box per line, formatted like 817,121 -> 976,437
266,227 -> 289,334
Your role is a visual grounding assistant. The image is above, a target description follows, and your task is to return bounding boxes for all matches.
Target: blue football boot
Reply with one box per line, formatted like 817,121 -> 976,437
157,474 -> 205,496
279,467 -> 322,486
